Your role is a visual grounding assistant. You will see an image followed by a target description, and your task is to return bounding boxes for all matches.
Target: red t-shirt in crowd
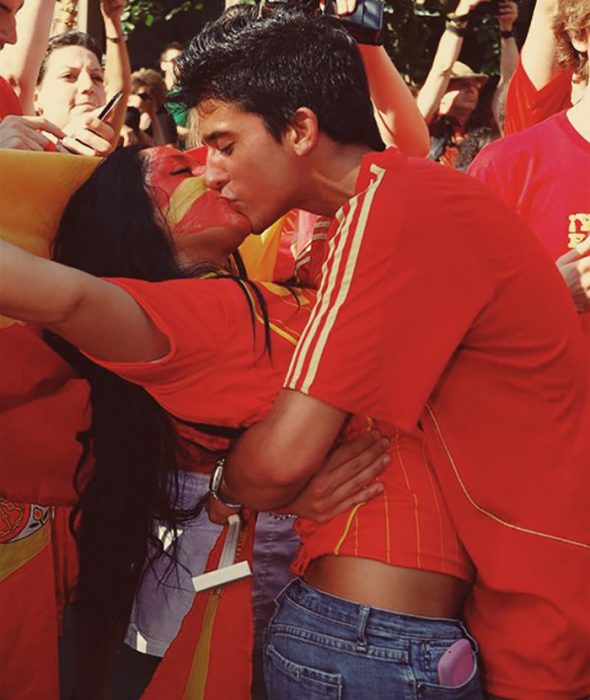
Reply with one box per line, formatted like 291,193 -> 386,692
468,111 -> 590,333
285,148 -> 590,699
504,58 -> 572,135
0,75 -> 22,119
88,275 -> 471,580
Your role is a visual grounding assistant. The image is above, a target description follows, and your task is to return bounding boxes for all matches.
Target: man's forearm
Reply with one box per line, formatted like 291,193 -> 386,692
223,389 -> 347,511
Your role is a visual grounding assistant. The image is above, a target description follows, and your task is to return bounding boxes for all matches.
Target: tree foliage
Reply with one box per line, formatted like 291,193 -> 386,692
384,0 -> 504,84
123,0 -> 511,83
122,0 -> 204,33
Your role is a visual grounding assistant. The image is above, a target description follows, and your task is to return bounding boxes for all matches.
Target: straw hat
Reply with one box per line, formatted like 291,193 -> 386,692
449,61 -> 489,88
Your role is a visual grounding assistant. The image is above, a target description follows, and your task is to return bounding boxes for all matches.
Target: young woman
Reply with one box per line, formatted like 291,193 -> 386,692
0,145 -> 388,698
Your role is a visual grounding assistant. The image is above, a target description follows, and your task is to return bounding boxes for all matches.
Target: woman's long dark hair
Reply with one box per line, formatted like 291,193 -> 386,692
47,145 -> 262,697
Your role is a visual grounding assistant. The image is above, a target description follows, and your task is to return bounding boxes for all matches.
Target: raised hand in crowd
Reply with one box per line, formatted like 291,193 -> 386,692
417,0 -> 492,124
493,0 -> 519,130
498,0 -> 518,31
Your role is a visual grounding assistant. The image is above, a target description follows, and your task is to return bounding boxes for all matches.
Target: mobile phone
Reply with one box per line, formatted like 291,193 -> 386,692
437,639 -> 476,686
97,90 -> 124,121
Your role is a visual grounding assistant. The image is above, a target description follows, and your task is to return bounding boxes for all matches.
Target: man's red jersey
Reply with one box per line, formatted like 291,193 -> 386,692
285,148 -> 590,699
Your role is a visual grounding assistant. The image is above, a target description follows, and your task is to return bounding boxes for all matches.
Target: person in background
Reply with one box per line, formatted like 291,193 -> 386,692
130,67 -> 177,146
417,0 -> 518,165
0,0 -> 129,155
454,125 -> 500,170
503,0 -> 585,133
468,0 -> 590,332
160,41 -> 190,145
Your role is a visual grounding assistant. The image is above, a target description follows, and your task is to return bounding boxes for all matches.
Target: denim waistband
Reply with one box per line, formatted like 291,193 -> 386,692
283,578 -> 474,645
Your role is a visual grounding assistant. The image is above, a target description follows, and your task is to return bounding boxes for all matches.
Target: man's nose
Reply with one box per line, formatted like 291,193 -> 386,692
204,157 -> 228,192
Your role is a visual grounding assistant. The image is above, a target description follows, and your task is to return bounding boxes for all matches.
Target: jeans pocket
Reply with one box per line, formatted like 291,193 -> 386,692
265,643 -> 342,699
417,665 -> 483,699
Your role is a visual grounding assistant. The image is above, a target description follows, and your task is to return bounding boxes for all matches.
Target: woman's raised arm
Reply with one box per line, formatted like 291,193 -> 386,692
0,240 -> 167,362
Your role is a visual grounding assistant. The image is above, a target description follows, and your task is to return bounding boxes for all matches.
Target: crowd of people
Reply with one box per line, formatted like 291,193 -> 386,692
0,1 -> 588,699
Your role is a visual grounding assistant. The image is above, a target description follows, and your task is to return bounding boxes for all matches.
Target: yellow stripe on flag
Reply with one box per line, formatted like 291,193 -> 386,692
184,590 -> 221,700
0,519 -> 50,583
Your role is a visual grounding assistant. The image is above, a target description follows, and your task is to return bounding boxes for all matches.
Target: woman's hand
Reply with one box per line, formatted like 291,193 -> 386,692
59,110 -> 115,156
100,0 -> 126,27
282,431 -> 390,523
498,0 -> 518,31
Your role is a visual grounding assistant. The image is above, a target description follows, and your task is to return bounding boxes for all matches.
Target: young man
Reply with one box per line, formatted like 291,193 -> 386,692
469,0 -> 590,329
176,6 -> 589,698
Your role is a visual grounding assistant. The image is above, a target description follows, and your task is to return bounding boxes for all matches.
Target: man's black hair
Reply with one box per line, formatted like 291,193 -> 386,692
176,4 -> 384,152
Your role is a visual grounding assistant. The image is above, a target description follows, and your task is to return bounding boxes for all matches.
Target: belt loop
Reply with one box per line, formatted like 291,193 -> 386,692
356,605 -> 370,652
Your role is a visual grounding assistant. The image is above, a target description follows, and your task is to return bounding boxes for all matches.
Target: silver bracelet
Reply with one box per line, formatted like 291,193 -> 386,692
208,458 -> 243,510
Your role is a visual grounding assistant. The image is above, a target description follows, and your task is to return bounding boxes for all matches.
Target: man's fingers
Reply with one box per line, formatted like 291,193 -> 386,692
315,481 -> 385,523
325,430 -> 382,471
315,449 -> 390,513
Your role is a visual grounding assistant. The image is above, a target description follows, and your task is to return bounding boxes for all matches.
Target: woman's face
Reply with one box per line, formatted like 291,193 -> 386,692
35,45 -> 106,129
142,146 -> 252,266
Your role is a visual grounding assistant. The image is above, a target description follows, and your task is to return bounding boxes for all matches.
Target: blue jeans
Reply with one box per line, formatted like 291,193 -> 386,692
264,579 -> 483,700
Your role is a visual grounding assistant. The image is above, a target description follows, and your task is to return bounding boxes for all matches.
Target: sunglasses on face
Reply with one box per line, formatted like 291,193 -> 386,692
137,92 -> 153,101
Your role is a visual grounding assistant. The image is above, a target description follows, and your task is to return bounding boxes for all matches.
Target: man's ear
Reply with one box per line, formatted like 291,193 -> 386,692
286,107 -> 319,157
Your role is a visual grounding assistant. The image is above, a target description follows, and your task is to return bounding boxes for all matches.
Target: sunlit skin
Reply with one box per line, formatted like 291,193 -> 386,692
199,99 -> 308,234
142,146 -> 252,266
0,0 -> 22,50
438,77 -> 482,125
34,45 -> 106,129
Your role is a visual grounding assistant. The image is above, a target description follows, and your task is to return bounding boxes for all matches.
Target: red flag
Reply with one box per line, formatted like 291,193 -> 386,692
142,513 -> 256,700
0,507 -> 60,700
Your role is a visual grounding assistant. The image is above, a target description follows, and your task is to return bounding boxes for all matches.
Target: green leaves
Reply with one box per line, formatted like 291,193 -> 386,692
122,0 -> 204,33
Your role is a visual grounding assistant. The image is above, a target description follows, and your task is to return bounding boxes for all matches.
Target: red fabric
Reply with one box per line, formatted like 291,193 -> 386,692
142,514 -> 255,700
0,75 -> 22,119
285,148 -> 590,698
468,111 -> 590,333
292,420 -> 472,582
504,58 -> 572,135
0,324 -> 91,505
89,278 -> 314,427
0,522 -> 60,700
91,276 -> 470,580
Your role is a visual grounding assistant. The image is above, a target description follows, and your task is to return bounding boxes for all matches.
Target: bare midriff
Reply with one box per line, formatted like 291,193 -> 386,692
304,555 -> 470,619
